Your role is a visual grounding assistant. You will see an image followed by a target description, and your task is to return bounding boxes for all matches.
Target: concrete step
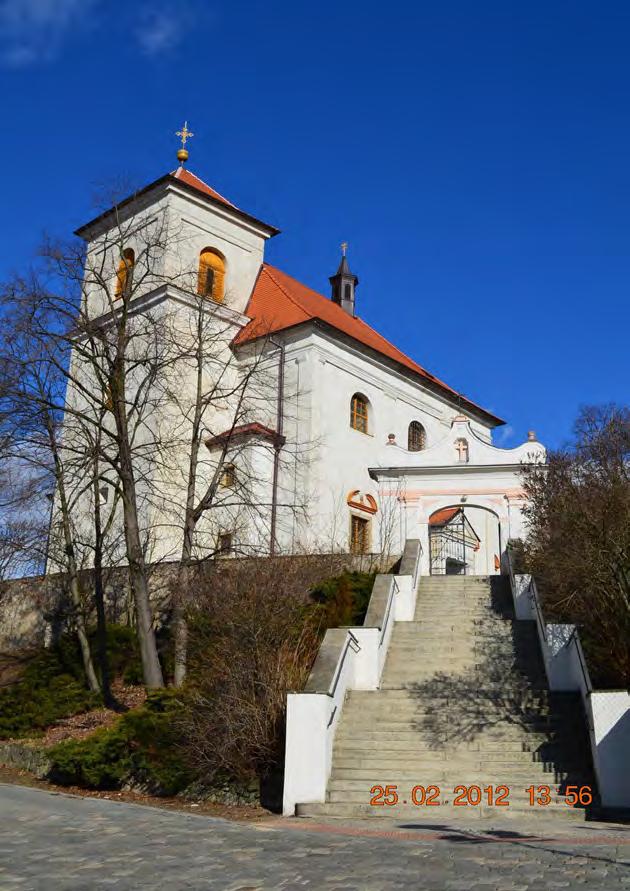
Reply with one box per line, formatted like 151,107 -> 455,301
392,626 -> 505,634
329,759 -> 580,777
393,616 -> 498,634
384,645 -> 511,653
388,637 -> 502,647
407,624 -> 504,632
331,746 -> 575,764
334,738 -> 554,753
412,599 -> 495,606
296,801 -> 587,821
393,623 -> 511,632
383,660 -> 480,671
327,779 -> 590,795
377,681 -> 549,692
335,729 -> 569,747
415,594 -> 495,599
346,689 -> 550,702
382,667 -> 483,679
418,580 -> 492,585
411,608 -> 495,617
338,706 -> 554,723
336,720 -> 565,736
389,636 -> 511,646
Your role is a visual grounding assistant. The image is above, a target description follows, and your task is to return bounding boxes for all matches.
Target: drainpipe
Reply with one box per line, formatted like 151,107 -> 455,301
268,335 -> 285,556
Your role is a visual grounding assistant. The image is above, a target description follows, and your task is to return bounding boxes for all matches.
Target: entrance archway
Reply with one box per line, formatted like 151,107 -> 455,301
428,504 -> 501,576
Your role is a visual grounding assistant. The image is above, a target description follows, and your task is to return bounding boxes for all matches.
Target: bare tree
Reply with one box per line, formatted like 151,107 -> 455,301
0,199 -> 180,688
0,293 -> 100,691
1,186 -> 312,691
377,477 -> 405,568
523,404 -> 630,687
156,293 -> 305,685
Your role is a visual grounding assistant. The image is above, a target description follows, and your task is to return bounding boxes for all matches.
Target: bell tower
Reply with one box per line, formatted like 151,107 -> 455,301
329,242 -> 358,316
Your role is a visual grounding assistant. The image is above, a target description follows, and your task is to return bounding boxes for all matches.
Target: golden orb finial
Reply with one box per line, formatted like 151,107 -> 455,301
175,121 -> 194,165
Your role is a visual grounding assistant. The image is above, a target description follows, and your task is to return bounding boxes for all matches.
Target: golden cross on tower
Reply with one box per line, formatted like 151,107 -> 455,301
175,121 -> 194,165
341,241 -> 348,256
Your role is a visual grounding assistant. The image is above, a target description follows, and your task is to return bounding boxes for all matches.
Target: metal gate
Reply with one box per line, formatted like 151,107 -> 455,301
429,509 -> 469,575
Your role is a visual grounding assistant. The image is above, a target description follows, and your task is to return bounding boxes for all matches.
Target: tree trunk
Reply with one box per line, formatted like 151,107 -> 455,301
92,464 -> 114,707
173,324 -> 204,687
119,462 -> 164,689
173,508 -> 196,687
112,357 -> 164,689
52,451 -> 100,694
172,592 -> 188,687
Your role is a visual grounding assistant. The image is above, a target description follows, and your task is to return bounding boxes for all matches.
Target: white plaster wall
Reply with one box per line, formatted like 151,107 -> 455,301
590,691 -> 630,808
277,329 -> 499,556
163,187 -> 271,316
81,197 -> 172,319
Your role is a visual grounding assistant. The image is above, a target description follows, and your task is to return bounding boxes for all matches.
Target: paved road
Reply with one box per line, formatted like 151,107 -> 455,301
1,784 -> 630,889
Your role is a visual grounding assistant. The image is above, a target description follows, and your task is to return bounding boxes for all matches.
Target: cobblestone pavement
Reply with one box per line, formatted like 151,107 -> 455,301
1,784 -> 630,890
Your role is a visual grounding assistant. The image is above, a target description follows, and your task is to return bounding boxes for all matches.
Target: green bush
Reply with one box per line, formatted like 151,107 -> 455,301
94,624 -> 142,685
0,650 -> 98,740
310,570 -> 375,627
48,690 -> 192,795
0,625 -> 144,740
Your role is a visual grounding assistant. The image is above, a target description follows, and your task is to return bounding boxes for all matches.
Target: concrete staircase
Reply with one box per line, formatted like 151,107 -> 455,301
297,575 -> 596,820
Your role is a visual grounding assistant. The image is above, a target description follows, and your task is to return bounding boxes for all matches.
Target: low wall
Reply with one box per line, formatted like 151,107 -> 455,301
505,558 -> 630,810
283,539 -> 421,816
0,552 -> 390,654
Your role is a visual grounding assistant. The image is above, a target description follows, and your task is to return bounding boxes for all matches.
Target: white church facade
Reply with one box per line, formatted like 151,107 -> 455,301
58,157 -> 545,575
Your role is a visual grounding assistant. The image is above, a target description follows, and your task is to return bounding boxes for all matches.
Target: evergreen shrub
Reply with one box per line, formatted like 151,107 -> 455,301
310,570 -> 376,627
48,690 -> 191,795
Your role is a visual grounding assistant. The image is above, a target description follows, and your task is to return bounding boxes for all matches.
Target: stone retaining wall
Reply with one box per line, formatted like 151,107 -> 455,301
0,551 -> 389,653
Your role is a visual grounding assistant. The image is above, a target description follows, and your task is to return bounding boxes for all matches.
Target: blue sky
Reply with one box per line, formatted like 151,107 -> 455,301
0,0 -> 628,449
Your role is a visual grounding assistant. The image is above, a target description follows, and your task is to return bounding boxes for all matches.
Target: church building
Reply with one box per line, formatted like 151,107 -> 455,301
62,140 -> 545,576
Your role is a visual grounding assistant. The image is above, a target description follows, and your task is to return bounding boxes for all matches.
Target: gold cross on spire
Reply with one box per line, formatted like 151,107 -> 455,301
341,241 -> 348,256
175,121 -> 194,165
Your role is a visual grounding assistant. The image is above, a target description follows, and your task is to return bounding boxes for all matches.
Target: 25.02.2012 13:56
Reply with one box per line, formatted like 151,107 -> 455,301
369,784 -> 593,807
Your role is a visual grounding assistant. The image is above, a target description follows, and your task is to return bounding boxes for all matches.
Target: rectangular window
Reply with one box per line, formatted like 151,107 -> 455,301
220,463 -> 236,488
217,532 -> 233,555
350,515 -> 370,555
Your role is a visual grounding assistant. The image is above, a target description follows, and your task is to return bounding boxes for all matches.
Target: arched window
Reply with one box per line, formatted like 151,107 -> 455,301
198,248 -> 225,302
408,421 -> 426,452
350,393 -> 369,434
455,438 -> 469,463
115,248 -> 135,299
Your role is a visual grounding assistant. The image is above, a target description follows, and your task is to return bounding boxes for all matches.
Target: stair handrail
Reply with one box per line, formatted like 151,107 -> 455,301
528,574 -> 548,644
504,544 -> 548,643
328,631 -> 361,699
566,626 -> 593,697
379,577 -> 398,645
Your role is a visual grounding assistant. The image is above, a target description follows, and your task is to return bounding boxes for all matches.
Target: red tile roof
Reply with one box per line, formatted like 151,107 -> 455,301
429,507 -> 462,526
235,265 -> 504,425
170,167 -> 237,210
205,422 -> 284,449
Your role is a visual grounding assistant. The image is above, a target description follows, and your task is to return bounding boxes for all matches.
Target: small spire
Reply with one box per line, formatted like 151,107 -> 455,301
330,242 -> 359,315
175,121 -> 194,166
